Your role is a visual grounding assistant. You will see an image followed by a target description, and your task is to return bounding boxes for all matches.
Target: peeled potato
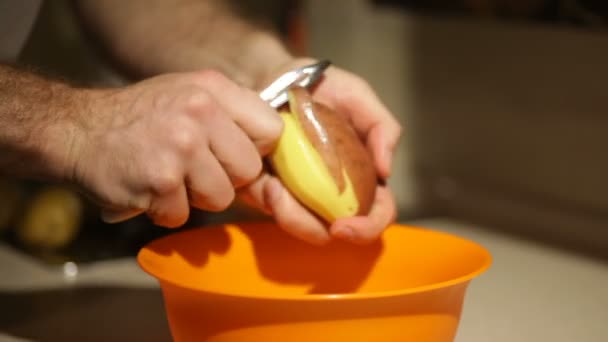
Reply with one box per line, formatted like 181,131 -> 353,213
16,186 -> 83,250
269,87 -> 376,222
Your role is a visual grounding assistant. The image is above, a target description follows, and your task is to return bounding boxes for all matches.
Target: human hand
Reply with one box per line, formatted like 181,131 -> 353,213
69,70 -> 282,227
240,59 -> 402,245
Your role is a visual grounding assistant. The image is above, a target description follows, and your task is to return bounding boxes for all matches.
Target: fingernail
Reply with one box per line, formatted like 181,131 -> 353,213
333,226 -> 356,241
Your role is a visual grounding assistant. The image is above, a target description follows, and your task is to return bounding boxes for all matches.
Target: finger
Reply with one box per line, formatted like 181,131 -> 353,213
186,148 -> 235,212
206,115 -> 263,188
330,185 -> 396,244
318,68 -> 395,134
317,69 -> 402,178
255,175 -> 331,245
195,70 -> 283,155
147,184 -> 190,228
100,208 -> 144,223
337,90 -> 401,178
236,173 -> 272,215
366,122 -> 402,179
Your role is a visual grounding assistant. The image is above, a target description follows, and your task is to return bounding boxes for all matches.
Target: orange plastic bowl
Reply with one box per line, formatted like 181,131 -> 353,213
138,223 -> 491,341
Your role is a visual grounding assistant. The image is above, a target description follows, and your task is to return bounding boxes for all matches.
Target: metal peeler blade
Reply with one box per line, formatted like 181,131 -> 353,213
259,60 -> 331,109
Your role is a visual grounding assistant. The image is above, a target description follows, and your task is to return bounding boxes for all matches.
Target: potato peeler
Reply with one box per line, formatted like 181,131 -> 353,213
102,60 -> 331,224
259,59 -> 331,108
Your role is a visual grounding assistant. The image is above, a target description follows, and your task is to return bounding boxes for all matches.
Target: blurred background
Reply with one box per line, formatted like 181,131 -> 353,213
2,0 -> 608,341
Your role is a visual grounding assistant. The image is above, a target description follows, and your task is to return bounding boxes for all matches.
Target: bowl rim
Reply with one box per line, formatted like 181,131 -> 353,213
137,222 -> 492,302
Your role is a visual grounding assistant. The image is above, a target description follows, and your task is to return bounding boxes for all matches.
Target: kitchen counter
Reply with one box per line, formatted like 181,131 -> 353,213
2,218 -> 607,342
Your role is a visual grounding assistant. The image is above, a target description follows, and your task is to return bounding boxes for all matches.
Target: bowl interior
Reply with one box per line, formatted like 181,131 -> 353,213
137,223 -> 491,299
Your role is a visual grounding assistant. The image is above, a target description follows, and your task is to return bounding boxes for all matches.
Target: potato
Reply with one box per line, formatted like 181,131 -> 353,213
269,87 -> 376,222
16,186 -> 83,250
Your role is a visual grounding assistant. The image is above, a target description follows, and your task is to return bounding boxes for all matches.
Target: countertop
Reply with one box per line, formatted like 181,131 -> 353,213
1,218 -> 607,342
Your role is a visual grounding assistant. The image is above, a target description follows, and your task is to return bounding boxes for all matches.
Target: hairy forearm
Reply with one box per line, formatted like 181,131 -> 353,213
0,65 -> 84,181
74,0 -> 292,88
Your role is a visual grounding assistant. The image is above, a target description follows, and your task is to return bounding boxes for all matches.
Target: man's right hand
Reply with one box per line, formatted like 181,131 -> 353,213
70,70 -> 283,227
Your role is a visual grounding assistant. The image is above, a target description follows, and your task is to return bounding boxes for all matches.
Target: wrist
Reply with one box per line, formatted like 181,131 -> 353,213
234,31 -> 293,89
36,86 -> 96,183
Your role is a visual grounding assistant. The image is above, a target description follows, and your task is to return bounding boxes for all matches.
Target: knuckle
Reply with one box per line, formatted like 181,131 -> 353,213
149,167 -> 181,196
183,92 -> 215,117
180,91 -> 226,130
233,157 -> 263,187
195,69 -> 229,88
171,125 -> 197,156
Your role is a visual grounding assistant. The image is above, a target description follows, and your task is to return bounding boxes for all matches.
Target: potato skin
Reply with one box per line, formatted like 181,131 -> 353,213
309,102 -> 376,216
290,87 -> 376,216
